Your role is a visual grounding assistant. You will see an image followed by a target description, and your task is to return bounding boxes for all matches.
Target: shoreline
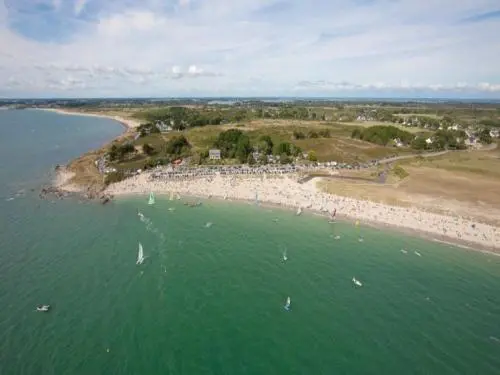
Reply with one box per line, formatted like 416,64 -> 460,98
36,108 -> 500,255
105,171 -> 500,255
35,108 -> 141,129
36,108 -> 140,195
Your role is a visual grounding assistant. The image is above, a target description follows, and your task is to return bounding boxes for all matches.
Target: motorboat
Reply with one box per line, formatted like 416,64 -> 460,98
36,305 -> 50,312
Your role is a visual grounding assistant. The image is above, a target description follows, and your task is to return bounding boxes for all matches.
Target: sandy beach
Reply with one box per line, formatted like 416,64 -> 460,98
37,108 -> 141,129
106,170 -> 500,253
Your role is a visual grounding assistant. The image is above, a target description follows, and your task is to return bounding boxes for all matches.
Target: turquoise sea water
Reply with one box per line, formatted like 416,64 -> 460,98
1,109 -> 500,375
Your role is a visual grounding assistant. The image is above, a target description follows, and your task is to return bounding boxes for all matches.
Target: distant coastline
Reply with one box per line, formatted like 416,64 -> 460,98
36,108 -> 141,129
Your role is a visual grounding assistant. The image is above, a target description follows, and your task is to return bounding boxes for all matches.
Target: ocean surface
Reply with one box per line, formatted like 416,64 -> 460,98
1,109 -> 500,375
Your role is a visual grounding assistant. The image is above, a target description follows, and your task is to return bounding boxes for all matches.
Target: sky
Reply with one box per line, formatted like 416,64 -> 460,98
0,0 -> 499,98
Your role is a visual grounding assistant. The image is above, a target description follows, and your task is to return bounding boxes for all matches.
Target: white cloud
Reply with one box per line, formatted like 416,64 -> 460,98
0,0 -> 499,97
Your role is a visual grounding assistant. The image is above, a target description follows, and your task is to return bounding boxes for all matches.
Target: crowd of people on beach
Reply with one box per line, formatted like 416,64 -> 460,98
147,159 -> 386,181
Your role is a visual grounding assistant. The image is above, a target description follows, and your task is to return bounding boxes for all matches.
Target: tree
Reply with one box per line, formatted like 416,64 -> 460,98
142,143 -> 155,156
279,153 -> 291,164
109,144 -> 119,161
411,137 -> 427,150
479,129 -> 493,144
215,129 -> 245,158
308,151 -> 318,162
258,153 -> 268,164
275,142 -> 291,156
318,129 -> 331,138
165,135 -> 191,155
351,128 -> 362,139
308,131 -> 319,138
247,153 -> 256,165
235,135 -> 252,163
259,135 -> 274,155
293,130 -> 305,140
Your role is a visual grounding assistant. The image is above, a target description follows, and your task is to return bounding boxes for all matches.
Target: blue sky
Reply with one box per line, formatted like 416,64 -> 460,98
0,0 -> 499,98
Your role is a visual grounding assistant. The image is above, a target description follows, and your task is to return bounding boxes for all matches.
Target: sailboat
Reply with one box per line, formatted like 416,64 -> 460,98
296,207 -> 302,216
328,208 -> 337,223
148,192 -> 155,205
282,248 -> 288,261
284,296 -> 291,311
137,243 -> 145,264
352,277 -> 362,287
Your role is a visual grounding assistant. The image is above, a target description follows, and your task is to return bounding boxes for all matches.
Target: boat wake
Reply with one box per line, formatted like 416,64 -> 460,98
138,211 -> 165,243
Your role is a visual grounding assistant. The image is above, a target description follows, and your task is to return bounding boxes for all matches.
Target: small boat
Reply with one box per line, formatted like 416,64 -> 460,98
148,192 -> 155,205
137,243 -> 145,265
328,208 -> 337,223
36,305 -> 50,312
334,235 -> 341,240
400,249 -> 408,254
414,251 -> 422,257
176,193 -> 181,200
284,296 -> 291,311
205,222 -> 213,228
352,277 -> 362,287
296,207 -> 302,216
282,249 -> 288,261
168,207 -> 175,212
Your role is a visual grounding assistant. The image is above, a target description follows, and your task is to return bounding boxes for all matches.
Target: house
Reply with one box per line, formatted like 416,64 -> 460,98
425,138 -> 433,145
209,149 -> 221,160
156,121 -> 173,133
252,151 -> 261,162
490,129 -> 500,138
393,138 -> 404,147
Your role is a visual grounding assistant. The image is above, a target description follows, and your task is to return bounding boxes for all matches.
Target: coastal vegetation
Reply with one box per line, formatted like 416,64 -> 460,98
18,99 -> 498,200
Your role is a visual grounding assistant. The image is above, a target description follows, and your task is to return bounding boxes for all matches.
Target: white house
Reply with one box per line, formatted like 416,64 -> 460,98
209,149 -> 221,160
393,138 -> 404,147
425,137 -> 433,145
490,129 -> 500,138
156,121 -> 173,132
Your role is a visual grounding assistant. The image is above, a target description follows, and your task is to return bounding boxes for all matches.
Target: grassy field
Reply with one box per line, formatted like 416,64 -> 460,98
319,144 -> 500,225
183,120 -> 412,163
336,120 -> 428,134
393,113 -> 443,119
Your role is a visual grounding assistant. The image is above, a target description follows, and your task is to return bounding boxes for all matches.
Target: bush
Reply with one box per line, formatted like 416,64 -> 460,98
293,130 -> 305,140
165,135 -> 191,155
142,143 -> 156,156
308,131 -> 319,138
318,129 -> 331,138
308,151 -> 318,162
392,165 -> 409,179
104,170 -> 125,185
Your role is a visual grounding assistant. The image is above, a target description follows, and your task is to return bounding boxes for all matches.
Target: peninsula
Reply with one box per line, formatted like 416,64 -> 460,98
9,98 -> 499,253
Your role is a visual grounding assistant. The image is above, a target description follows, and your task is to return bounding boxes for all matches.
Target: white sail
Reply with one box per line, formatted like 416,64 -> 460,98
296,207 -> 302,216
284,296 -> 291,310
352,277 -> 362,287
137,243 -> 145,264
148,192 -> 155,205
